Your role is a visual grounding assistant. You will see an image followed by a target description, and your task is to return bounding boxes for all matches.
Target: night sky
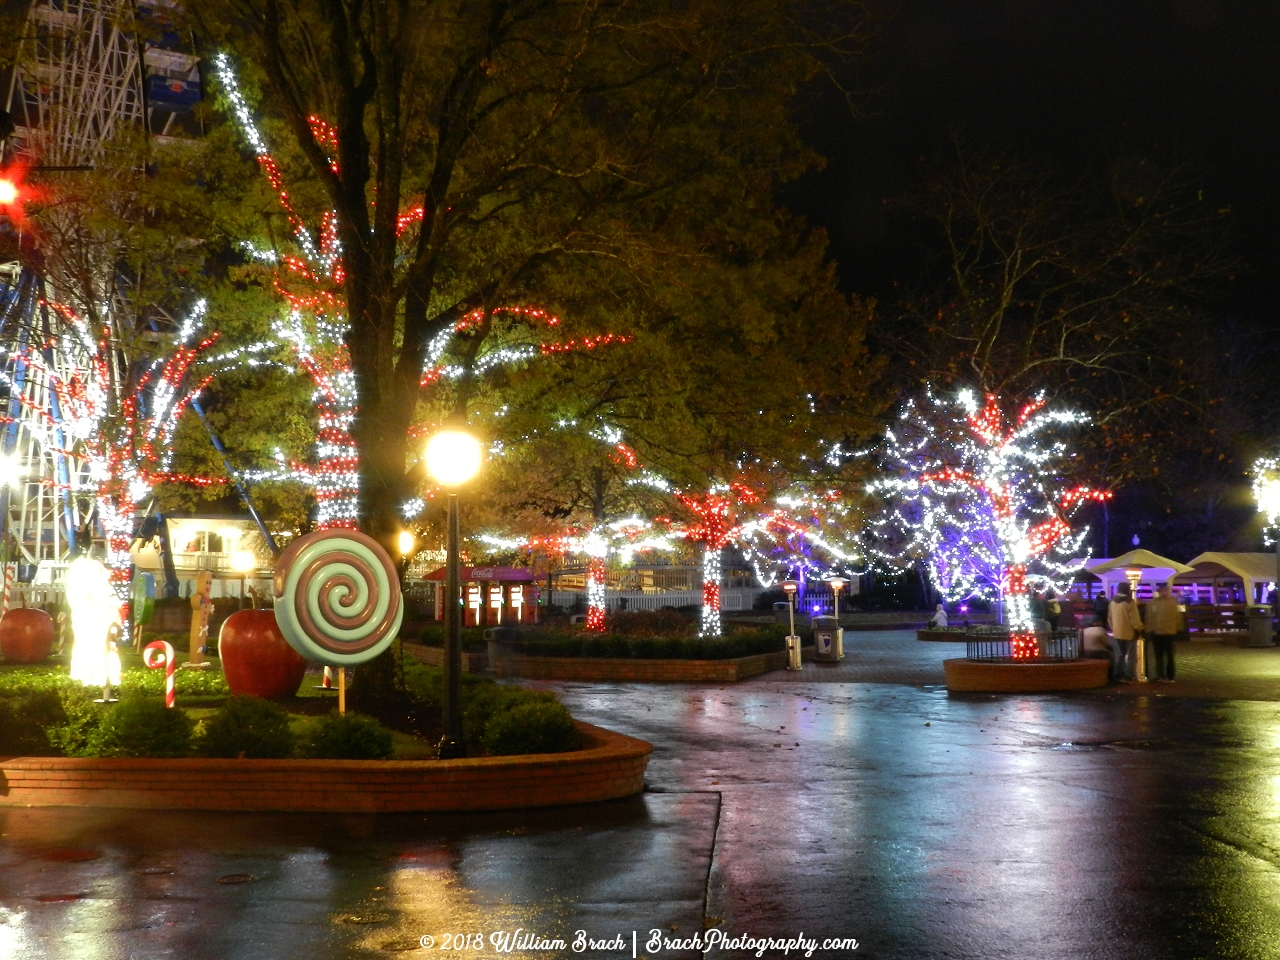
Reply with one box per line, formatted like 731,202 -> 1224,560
785,0 -> 1280,556
788,0 -> 1280,321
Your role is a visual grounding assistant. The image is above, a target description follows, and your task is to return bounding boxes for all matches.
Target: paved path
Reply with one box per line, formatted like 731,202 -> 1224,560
785,629 -> 1280,699
5,633 -> 1280,958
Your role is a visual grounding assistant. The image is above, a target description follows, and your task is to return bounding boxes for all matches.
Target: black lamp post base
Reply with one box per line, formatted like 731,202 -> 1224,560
437,736 -> 466,760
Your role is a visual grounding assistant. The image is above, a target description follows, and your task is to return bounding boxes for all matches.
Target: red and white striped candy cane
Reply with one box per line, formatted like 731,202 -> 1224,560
2,563 -> 14,616
322,665 -> 333,689
143,640 -> 176,709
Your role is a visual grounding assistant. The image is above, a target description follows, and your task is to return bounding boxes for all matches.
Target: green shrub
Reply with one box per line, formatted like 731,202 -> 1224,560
506,626 -> 793,660
298,712 -> 394,760
482,699 -> 580,755
415,625 -> 488,651
0,665 -> 76,697
46,687 -> 107,757
119,659 -> 230,698
608,609 -> 692,637
86,697 -> 194,758
402,657 -> 492,708
461,683 -> 532,742
0,690 -> 65,756
195,696 -> 295,759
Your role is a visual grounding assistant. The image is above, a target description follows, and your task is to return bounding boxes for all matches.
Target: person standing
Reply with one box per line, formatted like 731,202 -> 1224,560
1108,584 -> 1144,681
1045,588 -> 1062,632
1145,582 -> 1182,682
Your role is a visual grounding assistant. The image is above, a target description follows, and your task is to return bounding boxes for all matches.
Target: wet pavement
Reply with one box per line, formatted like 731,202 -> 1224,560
5,631 -> 1280,958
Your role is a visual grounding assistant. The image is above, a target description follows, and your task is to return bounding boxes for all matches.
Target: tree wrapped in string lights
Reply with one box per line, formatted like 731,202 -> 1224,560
872,389 -> 1108,657
214,56 -> 359,529
216,58 -> 637,534
11,298 -> 220,618
656,478 -> 860,638
481,517 -> 674,633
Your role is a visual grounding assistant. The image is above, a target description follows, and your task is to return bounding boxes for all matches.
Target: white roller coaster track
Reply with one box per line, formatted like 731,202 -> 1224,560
1,0 -> 158,568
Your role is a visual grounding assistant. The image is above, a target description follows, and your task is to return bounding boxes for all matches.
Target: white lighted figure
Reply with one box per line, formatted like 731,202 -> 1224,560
67,556 -> 122,689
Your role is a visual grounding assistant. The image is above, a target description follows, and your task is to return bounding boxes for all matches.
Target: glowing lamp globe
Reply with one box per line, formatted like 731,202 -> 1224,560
398,531 -> 415,556
0,179 -> 18,206
231,550 -> 256,574
781,580 -> 799,596
424,430 -> 482,486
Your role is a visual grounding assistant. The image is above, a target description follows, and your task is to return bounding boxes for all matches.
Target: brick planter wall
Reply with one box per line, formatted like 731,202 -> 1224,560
944,657 -> 1109,693
402,642 -> 489,673
490,647 -> 813,683
0,722 -> 649,814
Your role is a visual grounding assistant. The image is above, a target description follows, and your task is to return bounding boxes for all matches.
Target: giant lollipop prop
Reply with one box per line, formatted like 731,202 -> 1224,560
272,530 -> 404,666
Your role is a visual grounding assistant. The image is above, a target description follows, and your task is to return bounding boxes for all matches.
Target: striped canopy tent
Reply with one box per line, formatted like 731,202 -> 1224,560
1174,553 -> 1280,605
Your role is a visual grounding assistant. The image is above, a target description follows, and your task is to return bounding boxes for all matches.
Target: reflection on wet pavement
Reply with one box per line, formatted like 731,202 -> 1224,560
6,674 -> 1280,958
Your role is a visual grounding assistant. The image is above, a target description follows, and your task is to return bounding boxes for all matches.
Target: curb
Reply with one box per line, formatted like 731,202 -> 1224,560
0,721 -> 650,813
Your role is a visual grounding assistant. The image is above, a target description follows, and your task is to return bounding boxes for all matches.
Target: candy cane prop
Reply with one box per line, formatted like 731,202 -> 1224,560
143,640 -> 177,708
2,562 -> 14,617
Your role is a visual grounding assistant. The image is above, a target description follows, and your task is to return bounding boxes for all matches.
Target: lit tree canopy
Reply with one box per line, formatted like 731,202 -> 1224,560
872,388 -> 1109,650
189,0 -> 879,550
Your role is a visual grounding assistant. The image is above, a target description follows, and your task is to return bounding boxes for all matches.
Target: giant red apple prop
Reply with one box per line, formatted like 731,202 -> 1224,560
218,610 -> 307,698
0,608 -> 55,663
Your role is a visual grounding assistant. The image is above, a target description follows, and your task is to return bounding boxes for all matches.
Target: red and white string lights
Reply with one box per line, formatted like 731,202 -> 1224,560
872,388 -> 1109,658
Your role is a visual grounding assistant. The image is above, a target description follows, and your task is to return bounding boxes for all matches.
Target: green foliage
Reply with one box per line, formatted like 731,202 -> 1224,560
0,665 -> 76,697
461,683 -> 541,744
400,658 -> 580,756
482,700 -> 580,756
0,691 -> 66,756
195,696 -> 295,759
297,713 -> 394,760
416,625 -> 489,651
85,698 -> 195,758
506,626 -> 791,660
45,688 -> 107,757
607,610 -> 693,637
119,660 -> 230,698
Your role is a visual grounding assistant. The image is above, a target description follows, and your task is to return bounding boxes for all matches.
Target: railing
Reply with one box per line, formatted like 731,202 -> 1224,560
550,588 -> 758,613
965,627 -> 1080,662
1184,604 -> 1249,636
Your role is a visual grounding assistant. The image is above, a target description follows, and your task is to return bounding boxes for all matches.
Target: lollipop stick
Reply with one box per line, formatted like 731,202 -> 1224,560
338,667 -> 346,715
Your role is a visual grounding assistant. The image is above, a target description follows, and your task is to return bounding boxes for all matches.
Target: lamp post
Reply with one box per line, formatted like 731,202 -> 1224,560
424,427 -> 483,760
826,576 -> 847,620
781,579 -> 800,670
231,550 -> 256,610
1125,566 -> 1147,683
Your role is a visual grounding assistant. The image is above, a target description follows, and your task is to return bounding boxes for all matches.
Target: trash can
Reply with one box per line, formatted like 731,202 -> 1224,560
785,634 -> 803,670
812,615 -> 844,662
485,626 -> 520,667
1246,606 -> 1275,647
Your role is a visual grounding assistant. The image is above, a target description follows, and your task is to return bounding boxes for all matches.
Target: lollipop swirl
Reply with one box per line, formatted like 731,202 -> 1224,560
272,530 -> 404,664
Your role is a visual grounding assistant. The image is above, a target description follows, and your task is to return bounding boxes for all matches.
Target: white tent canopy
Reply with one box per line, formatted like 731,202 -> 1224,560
1175,552 -> 1280,604
1072,550 -> 1193,598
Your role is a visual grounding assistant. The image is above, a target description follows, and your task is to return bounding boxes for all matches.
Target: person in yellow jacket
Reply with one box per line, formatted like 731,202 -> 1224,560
1145,582 -> 1183,682
1108,584 -> 1144,682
